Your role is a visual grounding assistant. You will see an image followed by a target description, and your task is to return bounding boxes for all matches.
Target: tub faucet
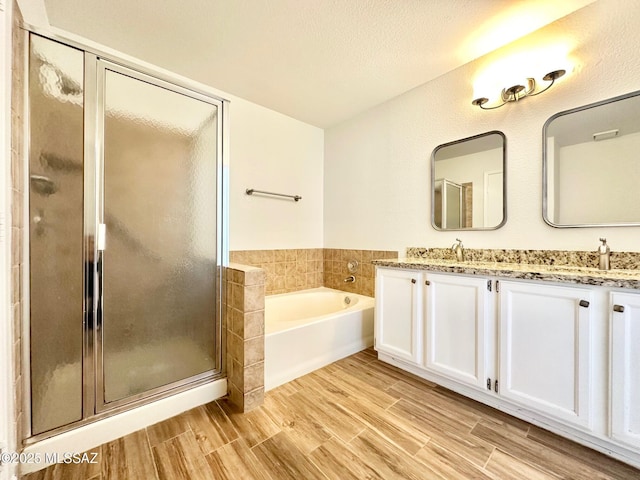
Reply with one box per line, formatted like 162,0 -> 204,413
451,238 -> 464,262
344,275 -> 356,283
598,238 -> 611,270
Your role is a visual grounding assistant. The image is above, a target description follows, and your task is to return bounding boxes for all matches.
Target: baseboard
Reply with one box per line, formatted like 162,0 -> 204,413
20,378 -> 227,475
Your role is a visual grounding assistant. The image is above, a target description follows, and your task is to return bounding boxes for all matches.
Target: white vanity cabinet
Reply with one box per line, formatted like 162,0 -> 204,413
374,265 -> 640,468
498,280 -> 594,430
424,273 -> 492,391
423,274 -> 595,430
610,291 -> 640,450
374,268 -> 423,364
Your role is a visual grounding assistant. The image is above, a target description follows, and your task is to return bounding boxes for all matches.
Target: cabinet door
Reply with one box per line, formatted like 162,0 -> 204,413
610,292 -> 640,449
499,281 -> 593,429
424,273 -> 490,389
375,268 -> 422,364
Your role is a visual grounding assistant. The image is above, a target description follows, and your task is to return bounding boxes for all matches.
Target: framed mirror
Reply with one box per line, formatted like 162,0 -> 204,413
431,131 -> 506,231
544,90 -> 640,227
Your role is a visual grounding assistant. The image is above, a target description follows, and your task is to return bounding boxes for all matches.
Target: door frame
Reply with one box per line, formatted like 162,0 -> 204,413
0,3 -> 16,479
93,59 -> 225,413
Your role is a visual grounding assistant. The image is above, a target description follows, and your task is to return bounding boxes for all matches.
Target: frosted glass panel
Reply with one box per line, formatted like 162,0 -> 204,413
29,35 -> 84,434
445,182 -> 462,229
102,68 -> 218,404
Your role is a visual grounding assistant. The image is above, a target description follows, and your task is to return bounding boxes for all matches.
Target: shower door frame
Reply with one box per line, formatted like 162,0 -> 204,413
23,29 -> 228,443
92,58 -> 225,413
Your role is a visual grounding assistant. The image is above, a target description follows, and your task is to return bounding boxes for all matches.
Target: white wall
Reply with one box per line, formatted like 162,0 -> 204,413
324,0 -> 640,253
229,99 -> 324,250
555,131 -> 640,224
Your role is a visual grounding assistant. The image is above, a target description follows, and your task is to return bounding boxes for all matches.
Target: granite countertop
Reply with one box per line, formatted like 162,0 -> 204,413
372,257 -> 640,290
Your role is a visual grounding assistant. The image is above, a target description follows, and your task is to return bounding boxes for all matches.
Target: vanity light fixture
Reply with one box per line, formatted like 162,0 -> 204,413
472,69 -> 566,110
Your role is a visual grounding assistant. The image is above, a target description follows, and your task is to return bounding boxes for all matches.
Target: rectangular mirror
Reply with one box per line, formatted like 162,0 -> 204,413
431,131 -> 506,230
544,90 -> 640,227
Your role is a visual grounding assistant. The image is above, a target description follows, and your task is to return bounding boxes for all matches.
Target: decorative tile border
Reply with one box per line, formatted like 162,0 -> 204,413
406,247 -> 640,270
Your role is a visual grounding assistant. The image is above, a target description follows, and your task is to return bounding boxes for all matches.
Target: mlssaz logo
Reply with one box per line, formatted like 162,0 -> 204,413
45,452 -> 99,464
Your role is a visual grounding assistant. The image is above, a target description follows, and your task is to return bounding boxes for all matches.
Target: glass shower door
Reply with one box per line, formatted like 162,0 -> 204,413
97,62 -> 220,409
444,180 -> 462,229
28,33 -> 224,437
28,35 -> 85,435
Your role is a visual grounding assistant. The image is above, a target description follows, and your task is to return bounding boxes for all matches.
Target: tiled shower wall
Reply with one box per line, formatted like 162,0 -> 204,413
230,248 -> 398,297
11,2 -> 25,445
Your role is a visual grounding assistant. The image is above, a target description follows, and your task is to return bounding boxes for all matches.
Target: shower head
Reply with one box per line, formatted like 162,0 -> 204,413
30,174 -> 58,196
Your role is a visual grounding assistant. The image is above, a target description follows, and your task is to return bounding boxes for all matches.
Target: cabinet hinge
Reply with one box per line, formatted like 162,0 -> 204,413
487,280 -> 492,292
486,378 -> 492,390
494,379 -> 499,393
496,280 -> 500,293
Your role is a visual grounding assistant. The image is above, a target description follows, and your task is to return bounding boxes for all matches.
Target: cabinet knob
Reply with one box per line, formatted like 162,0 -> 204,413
425,280 -> 431,286
579,300 -> 590,308
613,305 -> 625,313
411,278 -> 417,284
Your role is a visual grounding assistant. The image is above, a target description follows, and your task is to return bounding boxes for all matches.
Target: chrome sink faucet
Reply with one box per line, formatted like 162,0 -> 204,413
451,238 -> 464,262
598,238 -> 611,270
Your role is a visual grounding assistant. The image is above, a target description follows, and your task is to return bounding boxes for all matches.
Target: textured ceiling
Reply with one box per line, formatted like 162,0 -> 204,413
40,0 -> 595,128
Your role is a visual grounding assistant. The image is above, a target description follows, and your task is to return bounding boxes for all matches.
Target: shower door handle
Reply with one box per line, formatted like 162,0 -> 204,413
96,251 -> 104,331
97,223 -> 106,251
96,223 -> 106,331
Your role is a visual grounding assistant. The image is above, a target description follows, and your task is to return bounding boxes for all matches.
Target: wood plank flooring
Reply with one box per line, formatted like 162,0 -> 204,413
23,349 -> 640,479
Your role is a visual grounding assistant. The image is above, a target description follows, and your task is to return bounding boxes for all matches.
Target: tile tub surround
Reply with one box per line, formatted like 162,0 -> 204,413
230,249 -> 323,295
229,248 -> 399,297
323,249 -> 398,297
225,264 -> 266,412
374,256 -> 640,290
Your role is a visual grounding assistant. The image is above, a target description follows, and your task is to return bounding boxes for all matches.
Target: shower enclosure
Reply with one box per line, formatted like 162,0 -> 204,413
434,179 -> 463,229
27,34 -> 224,438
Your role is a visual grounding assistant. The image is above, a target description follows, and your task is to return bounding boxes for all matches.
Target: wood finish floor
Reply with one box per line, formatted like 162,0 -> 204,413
24,349 -> 640,480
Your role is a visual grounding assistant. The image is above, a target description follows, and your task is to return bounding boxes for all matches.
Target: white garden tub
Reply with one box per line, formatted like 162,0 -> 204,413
265,287 -> 375,390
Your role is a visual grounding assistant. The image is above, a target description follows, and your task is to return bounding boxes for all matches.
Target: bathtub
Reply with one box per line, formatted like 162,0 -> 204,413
265,287 -> 375,390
